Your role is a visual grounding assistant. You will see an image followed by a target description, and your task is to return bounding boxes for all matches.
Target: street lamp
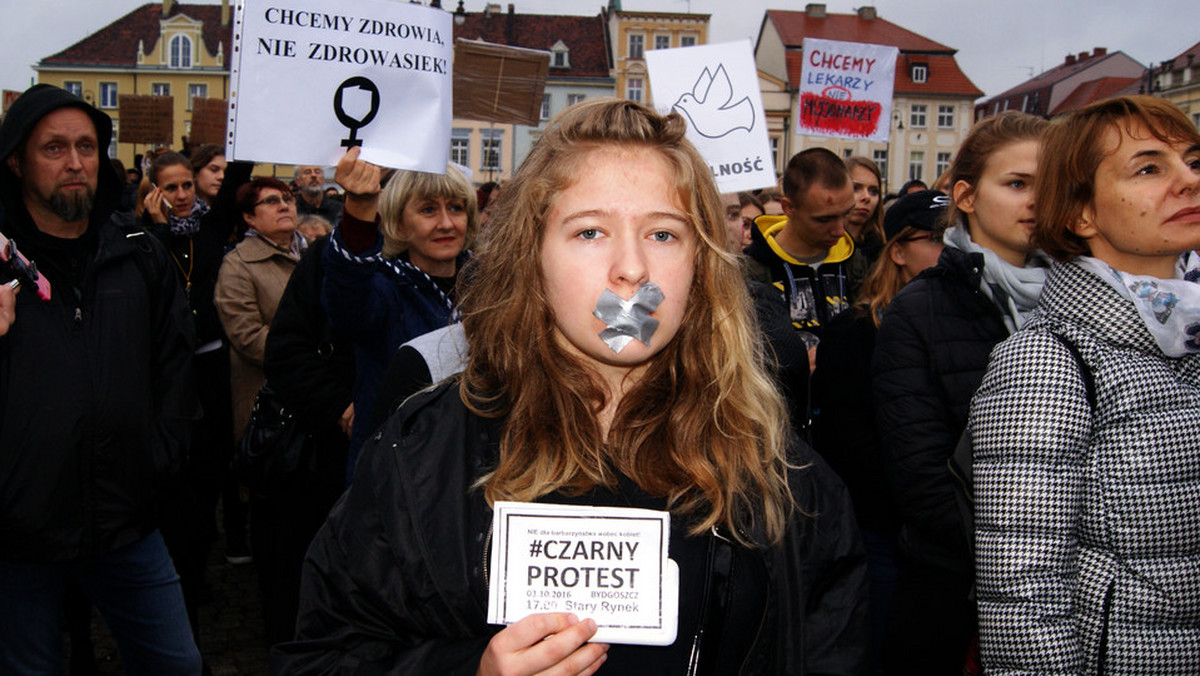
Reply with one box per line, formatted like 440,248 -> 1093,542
455,0 -> 467,25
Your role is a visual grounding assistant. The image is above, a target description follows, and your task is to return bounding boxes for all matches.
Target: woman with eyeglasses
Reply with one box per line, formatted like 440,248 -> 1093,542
213,177 -> 306,643
871,111 -> 1051,674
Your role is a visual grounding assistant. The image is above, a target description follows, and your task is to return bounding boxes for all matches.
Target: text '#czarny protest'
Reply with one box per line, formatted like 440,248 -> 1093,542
256,7 -> 447,73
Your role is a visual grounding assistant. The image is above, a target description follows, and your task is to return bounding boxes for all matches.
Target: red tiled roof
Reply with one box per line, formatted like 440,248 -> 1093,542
785,50 -> 982,98
454,13 -> 611,79
1165,39 -> 1200,68
1049,76 -> 1141,115
40,4 -> 232,68
766,9 -> 954,53
986,51 -> 1138,100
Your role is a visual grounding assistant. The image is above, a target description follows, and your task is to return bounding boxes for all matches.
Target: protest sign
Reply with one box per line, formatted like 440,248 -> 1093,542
646,40 -> 775,193
796,37 -> 898,143
228,0 -> 452,172
453,40 -> 549,126
189,97 -> 228,146
117,95 -> 174,145
487,502 -> 678,646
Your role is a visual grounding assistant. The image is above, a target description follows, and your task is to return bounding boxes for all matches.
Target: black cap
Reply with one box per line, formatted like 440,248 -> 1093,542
884,189 -> 949,242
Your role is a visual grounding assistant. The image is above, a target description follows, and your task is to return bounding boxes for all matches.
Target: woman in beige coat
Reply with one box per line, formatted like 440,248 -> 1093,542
215,177 -> 304,436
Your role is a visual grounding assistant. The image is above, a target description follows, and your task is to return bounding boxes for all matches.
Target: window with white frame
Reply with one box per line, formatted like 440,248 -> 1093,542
108,120 -> 118,158
910,104 -> 927,128
842,148 -> 853,159
1193,112 -> 1200,130
450,129 -> 470,166
872,149 -> 887,180
169,34 -> 192,69
64,81 -> 83,97
541,94 -> 551,121
481,129 -> 503,171
770,137 -> 780,171
626,77 -> 644,103
628,34 -> 644,59
936,152 -> 952,178
654,35 -> 670,50
912,64 -> 927,83
567,93 -> 585,106
680,35 -> 696,47
152,83 -> 170,96
188,83 -> 207,110
551,41 -> 570,68
908,151 -> 925,182
937,105 -> 954,129
100,82 -> 118,109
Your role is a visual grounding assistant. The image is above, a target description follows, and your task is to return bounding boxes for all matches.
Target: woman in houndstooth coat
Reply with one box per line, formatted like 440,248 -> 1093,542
971,96 -> 1200,674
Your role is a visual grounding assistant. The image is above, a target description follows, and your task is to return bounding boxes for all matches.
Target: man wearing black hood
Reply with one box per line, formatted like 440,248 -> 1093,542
0,85 -> 202,673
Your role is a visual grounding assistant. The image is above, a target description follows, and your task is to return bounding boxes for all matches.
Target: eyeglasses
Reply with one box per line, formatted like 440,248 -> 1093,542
255,194 -> 295,208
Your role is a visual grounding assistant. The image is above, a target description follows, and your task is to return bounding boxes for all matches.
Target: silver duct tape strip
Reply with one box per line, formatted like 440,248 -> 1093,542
592,282 -> 665,353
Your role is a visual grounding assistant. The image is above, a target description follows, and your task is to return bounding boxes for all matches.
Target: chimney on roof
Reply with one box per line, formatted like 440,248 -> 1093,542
1093,47 -> 1107,57
806,4 -> 827,18
485,3 -> 501,17
163,0 -> 174,16
506,4 -> 516,44
1065,54 -> 1076,65
857,6 -> 877,20
1077,51 -> 1089,62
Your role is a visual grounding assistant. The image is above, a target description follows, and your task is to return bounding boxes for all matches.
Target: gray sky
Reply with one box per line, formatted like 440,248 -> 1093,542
1,0 -> 1195,100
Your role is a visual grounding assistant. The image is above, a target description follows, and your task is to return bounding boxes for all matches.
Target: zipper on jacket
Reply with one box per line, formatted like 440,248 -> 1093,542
482,519 -> 493,592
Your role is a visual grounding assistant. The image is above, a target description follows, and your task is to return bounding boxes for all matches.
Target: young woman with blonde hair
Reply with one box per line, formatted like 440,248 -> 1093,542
276,98 -> 865,675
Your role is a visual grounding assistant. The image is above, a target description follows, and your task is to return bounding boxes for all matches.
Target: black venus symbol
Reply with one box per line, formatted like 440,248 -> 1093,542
334,77 -> 380,149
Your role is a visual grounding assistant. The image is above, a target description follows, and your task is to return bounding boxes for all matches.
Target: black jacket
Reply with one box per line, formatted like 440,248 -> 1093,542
273,383 -> 868,675
0,85 -> 197,562
870,246 -> 1007,572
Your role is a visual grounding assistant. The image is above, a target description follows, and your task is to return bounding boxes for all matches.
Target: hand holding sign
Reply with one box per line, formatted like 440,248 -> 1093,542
335,147 -> 383,222
478,613 -> 609,676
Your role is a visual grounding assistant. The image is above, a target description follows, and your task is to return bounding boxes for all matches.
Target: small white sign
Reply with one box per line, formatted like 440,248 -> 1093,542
646,40 -> 776,193
796,37 -> 899,143
228,0 -> 452,172
487,501 -> 678,646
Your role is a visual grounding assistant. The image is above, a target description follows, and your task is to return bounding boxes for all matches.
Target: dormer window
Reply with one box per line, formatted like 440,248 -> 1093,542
169,34 -> 192,69
551,40 -> 570,69
911,63 -> 928,83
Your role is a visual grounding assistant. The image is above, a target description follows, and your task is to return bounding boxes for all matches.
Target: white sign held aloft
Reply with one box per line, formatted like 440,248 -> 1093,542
795,37 -> 899,143
646,40 -> 776,193
228,0 -> 452,172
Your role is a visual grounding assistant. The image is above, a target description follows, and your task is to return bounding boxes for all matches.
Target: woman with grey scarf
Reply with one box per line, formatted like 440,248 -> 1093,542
870,111 -> 1050,675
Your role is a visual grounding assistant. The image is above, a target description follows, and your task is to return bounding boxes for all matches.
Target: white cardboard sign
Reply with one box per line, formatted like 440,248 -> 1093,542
228,0 -> 452,172
487,501 -> 678,646
646,40 -> 776,193
795,37 -> 899,143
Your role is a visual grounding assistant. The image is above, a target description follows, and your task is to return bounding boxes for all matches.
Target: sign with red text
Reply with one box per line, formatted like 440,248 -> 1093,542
796,38 -> 898,143
486,501 -> 678,646
646,40 -> 775,193
228,0 -> 451,172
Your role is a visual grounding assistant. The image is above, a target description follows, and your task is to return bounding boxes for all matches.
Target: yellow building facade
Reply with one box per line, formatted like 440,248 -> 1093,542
604,4 -> 709,107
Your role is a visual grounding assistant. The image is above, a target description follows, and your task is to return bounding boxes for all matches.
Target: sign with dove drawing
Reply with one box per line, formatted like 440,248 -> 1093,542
646,40 -> 775,193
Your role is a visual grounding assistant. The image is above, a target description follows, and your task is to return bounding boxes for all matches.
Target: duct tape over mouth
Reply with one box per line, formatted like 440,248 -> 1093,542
592,282 -> 665,353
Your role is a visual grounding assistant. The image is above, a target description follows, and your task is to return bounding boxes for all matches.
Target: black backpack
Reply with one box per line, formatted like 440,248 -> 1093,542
948,332 -> 1096,565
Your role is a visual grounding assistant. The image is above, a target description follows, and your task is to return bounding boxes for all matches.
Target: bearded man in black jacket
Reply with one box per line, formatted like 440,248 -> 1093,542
0,85 -> 202,674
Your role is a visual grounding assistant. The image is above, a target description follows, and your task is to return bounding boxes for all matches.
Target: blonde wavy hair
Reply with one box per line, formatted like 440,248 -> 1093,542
459,98 -> 792,546
377,163 -> 477,259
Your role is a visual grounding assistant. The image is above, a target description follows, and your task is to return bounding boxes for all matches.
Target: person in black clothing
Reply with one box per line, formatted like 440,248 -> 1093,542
275,97 -> 866,675
872,112 -> 1050,674
255,235 -> 355,647
0,83 -> 201,674
812,189 -> 947,674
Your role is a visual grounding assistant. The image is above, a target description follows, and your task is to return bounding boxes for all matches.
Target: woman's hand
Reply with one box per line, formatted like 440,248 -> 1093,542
143,186 -> 169,225
339,403 -> 355,437
477,613 -> 608,676
335,147 -> 382,222
0,283 -> 17,336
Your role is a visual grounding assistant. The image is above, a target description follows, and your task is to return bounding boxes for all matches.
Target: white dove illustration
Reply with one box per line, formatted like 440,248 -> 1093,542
671,64 -> 755,138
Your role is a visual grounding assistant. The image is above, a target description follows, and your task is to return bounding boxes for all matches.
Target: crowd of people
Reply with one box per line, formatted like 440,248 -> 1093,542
0,82 -> 1198,676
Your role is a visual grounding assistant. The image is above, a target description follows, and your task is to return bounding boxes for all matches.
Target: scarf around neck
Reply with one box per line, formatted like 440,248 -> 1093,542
1074,253 -> 1200,357
943,225 -> 1051,334
246,228 -> 308,258
168,197 -> 210,238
